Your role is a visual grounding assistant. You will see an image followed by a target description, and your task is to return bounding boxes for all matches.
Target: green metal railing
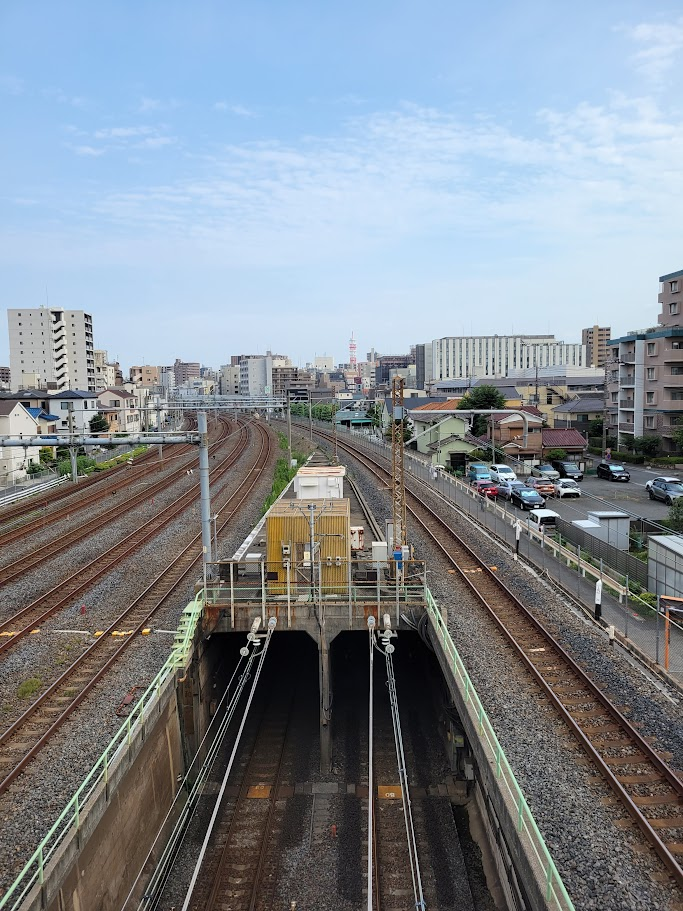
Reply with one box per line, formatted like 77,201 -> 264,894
0,594 -> 205,911
425,589 -> 575,910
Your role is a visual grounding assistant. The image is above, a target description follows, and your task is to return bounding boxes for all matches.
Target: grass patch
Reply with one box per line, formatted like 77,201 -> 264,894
262,450 -> 306,514
17,677 -> 41,699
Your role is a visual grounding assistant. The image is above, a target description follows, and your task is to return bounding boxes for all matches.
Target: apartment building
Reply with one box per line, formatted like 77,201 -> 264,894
432,335 -> 586,381
0,366 -> 10,389
218,364 -> 240,395
606,269 -> 683,452
8,308 -> 95,391
94,350 -> 117,390
581,325 -> 611,368
172,359 -> 200,385
271,366 -> 314,399
129,364 -> 160,387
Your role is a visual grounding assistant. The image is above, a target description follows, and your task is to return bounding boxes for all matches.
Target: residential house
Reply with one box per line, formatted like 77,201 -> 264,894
541,428 -> 589,460
552,395 -> 604,432
482,407 -> 544,464
0,401 -> 41,484
47,389 -> 100,433
407,401 -> 479,469
96,388 -> 141,434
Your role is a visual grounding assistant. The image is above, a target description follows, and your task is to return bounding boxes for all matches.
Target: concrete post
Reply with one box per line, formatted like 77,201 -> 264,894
198,411 -> 212,566
319,633 -> 331,773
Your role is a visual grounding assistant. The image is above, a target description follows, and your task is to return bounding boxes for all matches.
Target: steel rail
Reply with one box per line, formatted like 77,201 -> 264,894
0,418 -> 240,649
308,424 -> 683,891
0,421 -> 273,795
0,419 -> 231,584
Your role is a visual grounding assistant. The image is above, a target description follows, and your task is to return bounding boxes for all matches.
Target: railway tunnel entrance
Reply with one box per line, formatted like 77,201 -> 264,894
178,626 -> 502,911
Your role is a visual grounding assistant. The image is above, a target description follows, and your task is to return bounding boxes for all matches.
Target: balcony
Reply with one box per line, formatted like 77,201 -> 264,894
619,400 -> 635,409
662,348 -> 683,362
618,422 -> 635,433
620,356 -> 636,365
620,376 -> 635,387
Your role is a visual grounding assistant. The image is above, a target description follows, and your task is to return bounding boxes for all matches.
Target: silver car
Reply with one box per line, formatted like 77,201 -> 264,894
552,479 -> 581,499
648,479 -> 683,505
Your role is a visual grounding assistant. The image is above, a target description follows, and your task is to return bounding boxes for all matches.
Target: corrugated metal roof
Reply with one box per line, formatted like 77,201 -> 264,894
410,399 -> 462,412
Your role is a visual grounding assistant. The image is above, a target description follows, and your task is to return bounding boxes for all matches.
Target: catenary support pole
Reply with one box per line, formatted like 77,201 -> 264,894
198,411 -> 212,566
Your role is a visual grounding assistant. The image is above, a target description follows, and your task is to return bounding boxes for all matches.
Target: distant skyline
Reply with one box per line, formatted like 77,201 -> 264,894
2,2 -> 683,370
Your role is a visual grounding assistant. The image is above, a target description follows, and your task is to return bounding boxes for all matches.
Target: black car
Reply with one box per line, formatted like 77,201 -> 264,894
510,487 -> 546,510
551,460 -> 584,481
649,479 -> 683,504
596,461 -> 630,482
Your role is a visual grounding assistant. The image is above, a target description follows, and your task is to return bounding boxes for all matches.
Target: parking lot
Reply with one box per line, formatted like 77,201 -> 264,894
521,463 -> 682,525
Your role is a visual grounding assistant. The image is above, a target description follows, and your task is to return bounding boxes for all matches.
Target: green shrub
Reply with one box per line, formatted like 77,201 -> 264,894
632,591 -> 657,609
17,677 -> 41,699
651,456 -> 683,466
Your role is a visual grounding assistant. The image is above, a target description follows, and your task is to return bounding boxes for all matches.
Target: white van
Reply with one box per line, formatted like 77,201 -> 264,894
526,509 -> 560,532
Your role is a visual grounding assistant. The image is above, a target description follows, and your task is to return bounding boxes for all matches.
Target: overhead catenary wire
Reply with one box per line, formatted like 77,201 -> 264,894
123,622 -> 267,910
179,616 -> 277,911
374,619 -> 426,911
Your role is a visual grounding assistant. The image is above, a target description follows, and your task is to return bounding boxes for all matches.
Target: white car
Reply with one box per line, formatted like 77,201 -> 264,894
552,479 -> 581,498
644,475 -> 679,492
489,464 -> 517,483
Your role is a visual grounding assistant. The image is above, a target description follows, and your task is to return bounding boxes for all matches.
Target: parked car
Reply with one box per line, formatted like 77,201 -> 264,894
551,460 -> 584,481
470,478 -> 498,498
648,479 -> 683,504
596,462 -> 630,482
466,463 -> 491,482
526,508 -> 560,531
510,487 -> 546,510
644,475 -> 679,492
496,479 -> 527,501
489,464 -> 517,483
531,463 -> 560,480
525,476 -> 556,496
552,479 -> 582,498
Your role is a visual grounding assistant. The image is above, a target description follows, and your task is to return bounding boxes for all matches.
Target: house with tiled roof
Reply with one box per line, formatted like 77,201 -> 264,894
541,428 -> 588,458
552,396 -> 604,431
47,389 -> 100,434
481,409 -> 544,462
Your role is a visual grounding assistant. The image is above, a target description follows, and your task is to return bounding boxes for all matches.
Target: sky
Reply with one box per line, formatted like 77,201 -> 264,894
1,1 -> 683,371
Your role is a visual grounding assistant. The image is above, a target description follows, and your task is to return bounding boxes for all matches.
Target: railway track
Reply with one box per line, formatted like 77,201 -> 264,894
184,640 -> 307,911
308,423 -> 683,891
0,419 -> 273,795
0,418 -> 229,586
0,416 -> 198,534
0,417 -> 238,649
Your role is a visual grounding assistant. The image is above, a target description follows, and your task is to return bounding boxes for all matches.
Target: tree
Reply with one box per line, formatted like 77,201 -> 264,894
672,419 -> 683,453
631,436 -> 660,458
588,419 -> 603,438
89,413 -> 109,434
457,385 -> 507,436
669,498 -> 683,532
545,448 -> 567,461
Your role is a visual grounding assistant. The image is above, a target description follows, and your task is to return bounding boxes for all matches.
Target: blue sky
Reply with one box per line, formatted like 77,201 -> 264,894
2,1 -> 683,371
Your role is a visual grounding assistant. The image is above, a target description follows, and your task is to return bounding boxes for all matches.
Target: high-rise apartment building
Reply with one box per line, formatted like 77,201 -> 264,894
432,335 -> 586,381
581,325 -> 611,368
173,359 -> 201,385
7,307 -> 95,391
94,350 -> 117,390
606,269 -> 683,451
130,365 -> 161,387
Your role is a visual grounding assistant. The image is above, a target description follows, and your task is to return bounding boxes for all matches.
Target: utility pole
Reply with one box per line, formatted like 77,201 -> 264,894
67,401 -> 78,483
391,376 -> 407,548
287,391 -> 293,468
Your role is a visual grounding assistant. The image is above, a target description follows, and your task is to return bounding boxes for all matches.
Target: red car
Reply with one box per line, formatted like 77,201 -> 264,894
471,479 -> 499,498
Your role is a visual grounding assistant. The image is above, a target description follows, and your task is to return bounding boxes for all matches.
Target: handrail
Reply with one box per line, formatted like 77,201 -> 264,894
425,589 -> 575,910
0,594 -> 205,911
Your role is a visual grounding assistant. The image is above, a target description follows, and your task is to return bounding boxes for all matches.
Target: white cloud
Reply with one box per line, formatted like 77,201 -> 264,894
214,101 -> 256,117
620,16 -> 683,82
95,126 -> 156,139
82,96 -> 683,271
138,97 -> 181,113
71,145 -> 105,157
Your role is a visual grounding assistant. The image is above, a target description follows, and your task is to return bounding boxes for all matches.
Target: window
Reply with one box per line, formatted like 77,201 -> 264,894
611,392 -> 618,403
647,343 -> 656,355
645,416 -> 655,429
671,280 -> 679,292
61,402 -> 69,411
647,367 -> 656,380
672,366 -> 683,376
672,391 -> 683,401
670,303 -> 679,315
646,392 -> 655,403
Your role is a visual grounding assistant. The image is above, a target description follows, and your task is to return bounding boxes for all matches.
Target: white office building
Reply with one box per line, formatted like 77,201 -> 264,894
432,335 -> 586,381
8,308 -> 95,391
